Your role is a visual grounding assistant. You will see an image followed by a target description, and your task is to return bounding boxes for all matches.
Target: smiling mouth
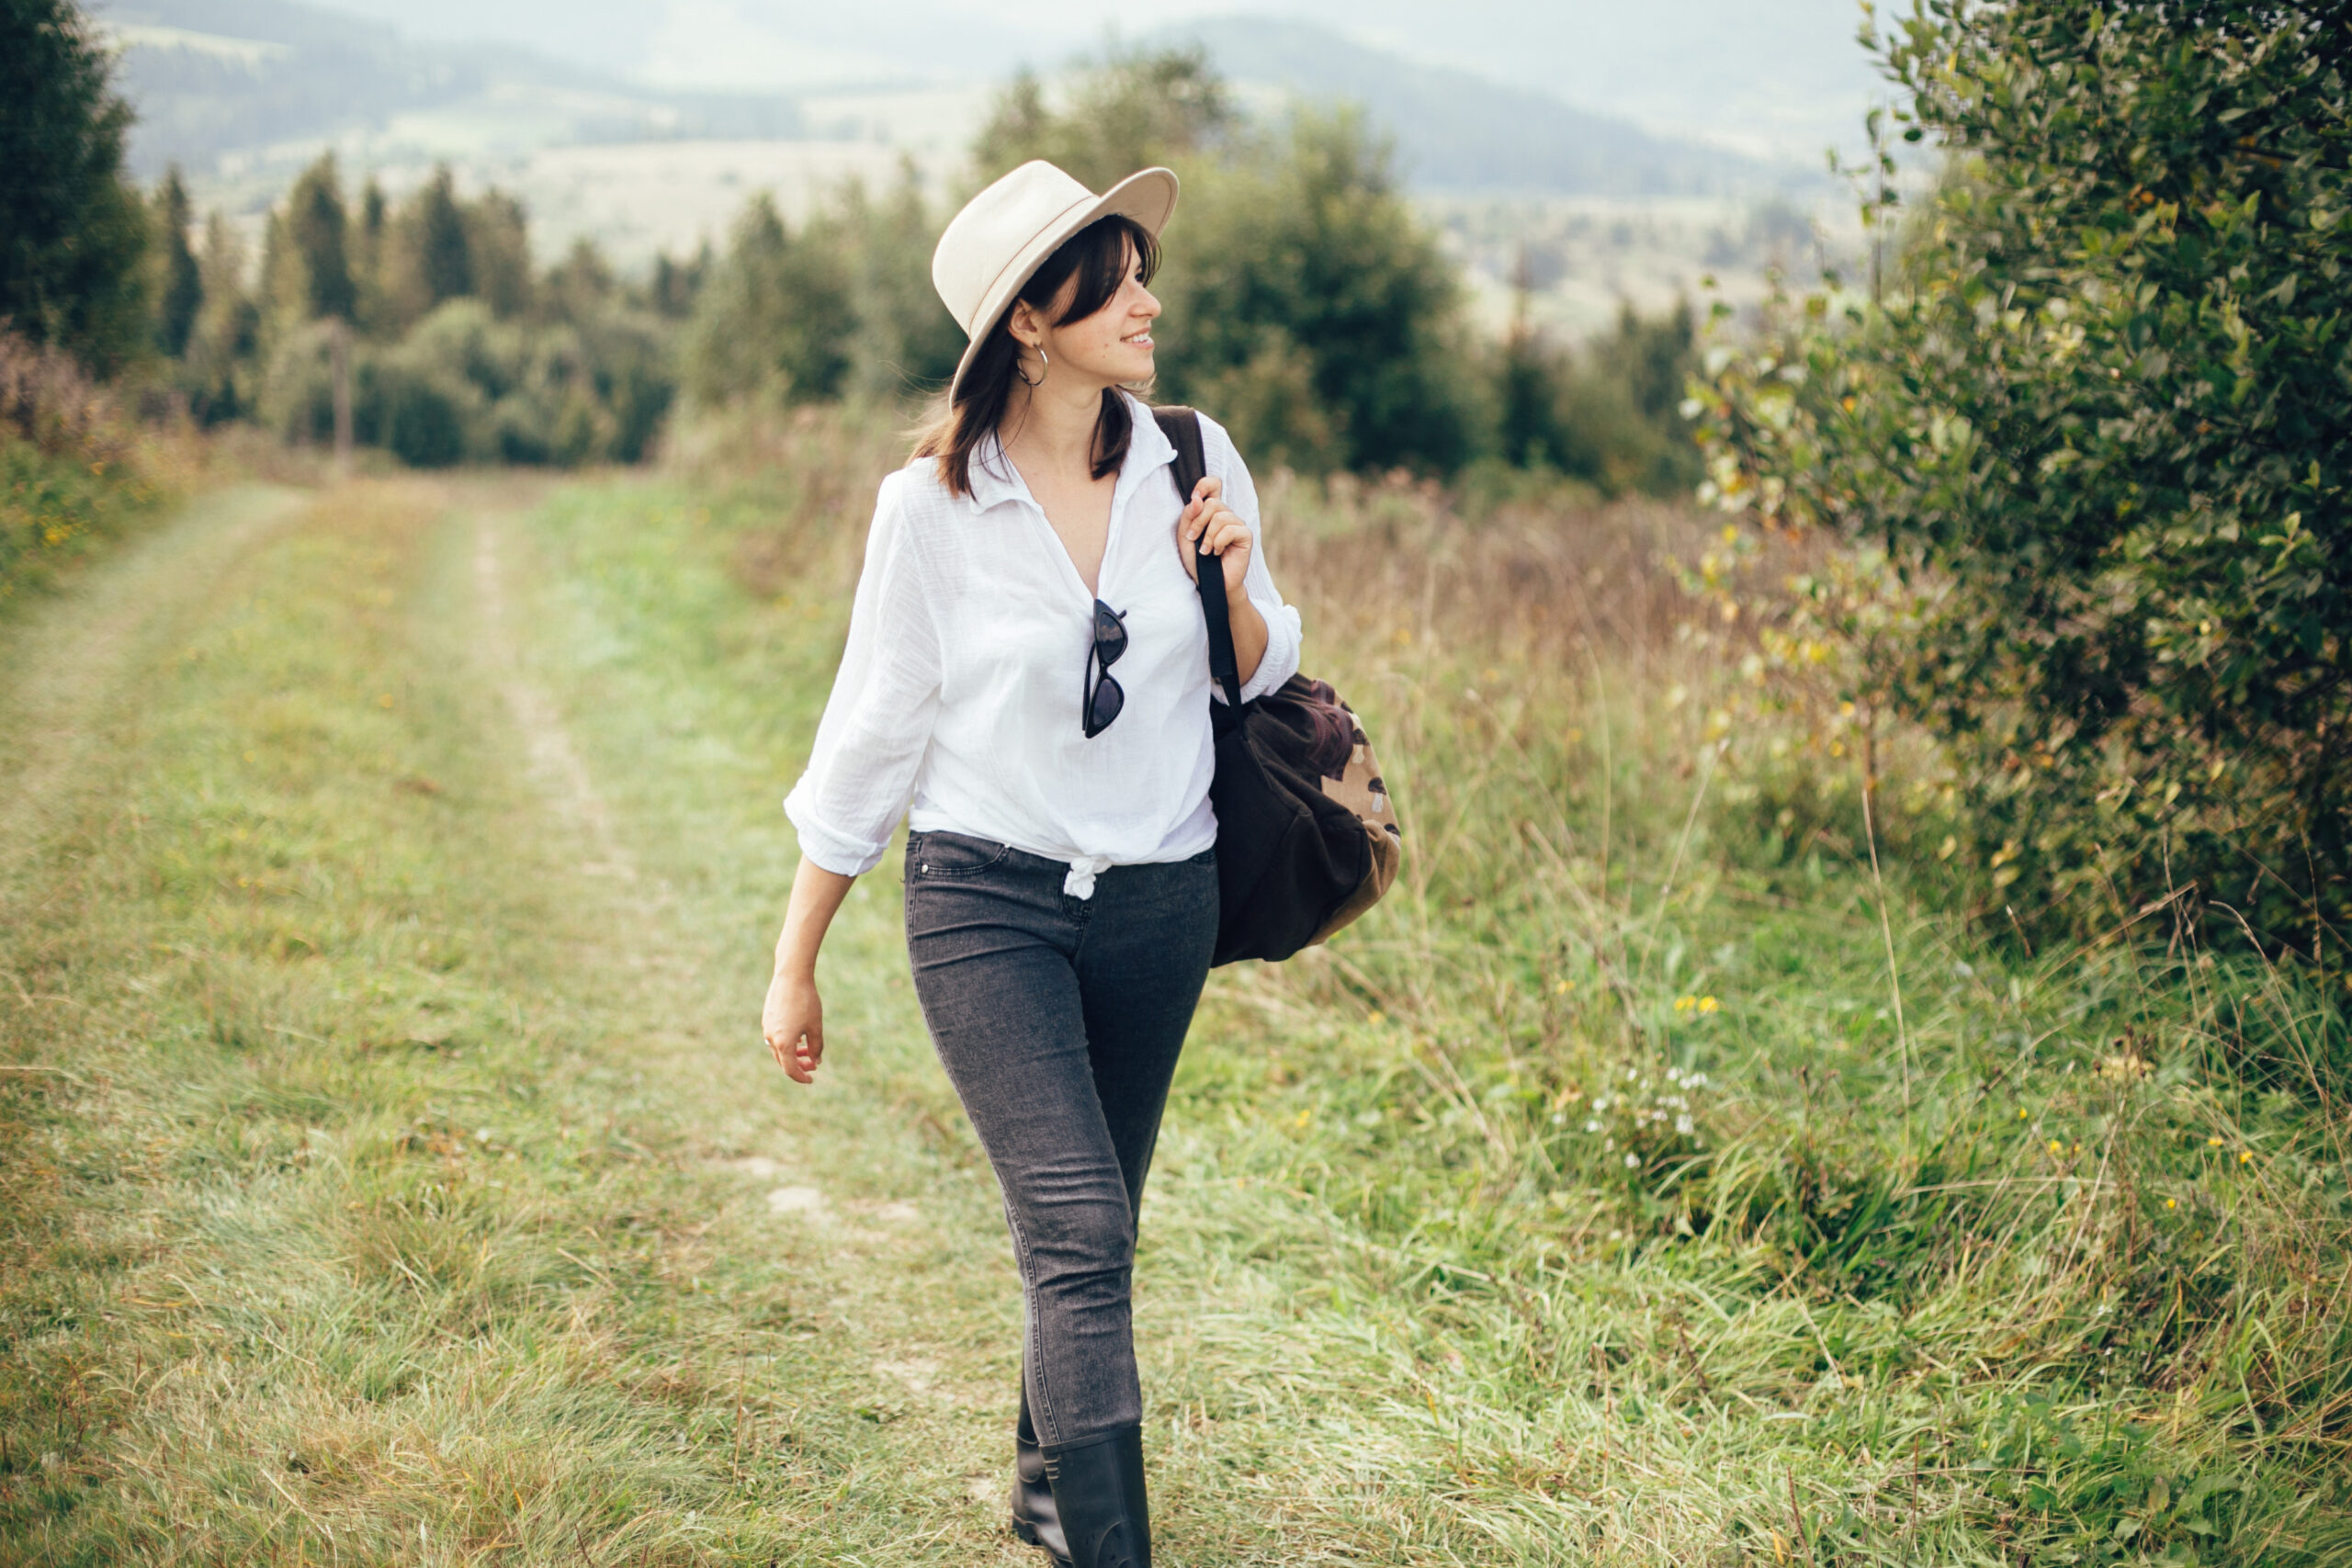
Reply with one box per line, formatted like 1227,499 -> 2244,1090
1124,333 -> 1154,347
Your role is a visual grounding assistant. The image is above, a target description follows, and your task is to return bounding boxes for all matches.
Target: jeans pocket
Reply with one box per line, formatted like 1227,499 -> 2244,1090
908,830 -> 1013,879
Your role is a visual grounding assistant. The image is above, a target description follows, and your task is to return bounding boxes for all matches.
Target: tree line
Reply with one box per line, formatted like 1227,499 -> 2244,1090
678,47 -> 1702,491
4,0 -> 1700,491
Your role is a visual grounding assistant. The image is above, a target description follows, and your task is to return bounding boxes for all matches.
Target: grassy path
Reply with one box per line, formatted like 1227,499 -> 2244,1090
0,477 -> 1084,1565
0,474 -> 1501,1565
9,474 -> 2344,1566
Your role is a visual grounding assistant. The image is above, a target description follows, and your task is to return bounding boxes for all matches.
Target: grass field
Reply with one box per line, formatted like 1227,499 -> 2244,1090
3,449 -> 2347,1565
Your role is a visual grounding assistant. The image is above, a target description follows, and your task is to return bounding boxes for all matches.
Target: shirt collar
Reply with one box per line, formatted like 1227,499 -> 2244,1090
966,392 -> 1176,513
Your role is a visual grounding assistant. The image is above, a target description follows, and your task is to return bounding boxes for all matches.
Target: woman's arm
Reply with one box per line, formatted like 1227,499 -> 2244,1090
767,472 -> 942,1083
762,855 -> 855,1083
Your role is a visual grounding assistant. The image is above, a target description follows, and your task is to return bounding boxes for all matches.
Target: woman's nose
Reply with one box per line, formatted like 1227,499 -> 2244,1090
1135,286 -> 1161,321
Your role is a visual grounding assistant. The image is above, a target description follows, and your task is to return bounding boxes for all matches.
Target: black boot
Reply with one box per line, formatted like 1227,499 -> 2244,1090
1041,1424 -> 1149,1568
1011,1392 -> 1070,1563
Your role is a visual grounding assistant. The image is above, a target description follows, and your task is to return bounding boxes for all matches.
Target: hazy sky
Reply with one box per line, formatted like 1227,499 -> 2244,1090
300,0 -> 1888,164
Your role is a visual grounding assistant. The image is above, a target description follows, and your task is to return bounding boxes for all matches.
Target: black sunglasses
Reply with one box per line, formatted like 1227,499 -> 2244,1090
1082,600 -> 1128,739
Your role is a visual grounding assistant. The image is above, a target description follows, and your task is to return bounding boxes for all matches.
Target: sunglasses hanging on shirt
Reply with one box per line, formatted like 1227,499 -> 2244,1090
1083,599 -> 1128,738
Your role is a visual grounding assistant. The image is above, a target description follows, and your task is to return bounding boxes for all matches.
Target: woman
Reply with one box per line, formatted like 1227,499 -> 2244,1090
758,160 -> 1301,1568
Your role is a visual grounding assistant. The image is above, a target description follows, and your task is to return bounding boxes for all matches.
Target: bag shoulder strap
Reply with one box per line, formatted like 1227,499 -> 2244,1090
1151,405 -> 1245,713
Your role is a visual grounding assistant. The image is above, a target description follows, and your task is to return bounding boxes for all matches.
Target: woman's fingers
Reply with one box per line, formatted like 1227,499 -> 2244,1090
1198,511 -> 1250,556
777,1029 -> 815,1084
1181,478 -> 1227,543
767,1027 -> 806,1081
763,1019 -> 822,1084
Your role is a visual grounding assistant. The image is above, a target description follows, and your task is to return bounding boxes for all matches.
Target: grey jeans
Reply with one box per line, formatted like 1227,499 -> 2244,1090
903,829 -> 1218,1446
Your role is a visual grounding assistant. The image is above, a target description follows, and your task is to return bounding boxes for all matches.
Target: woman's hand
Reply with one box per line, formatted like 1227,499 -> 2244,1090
1173,474 -> 1269,689
763,967 -> 825,1084
1176,476 -> 1251,594
764,858 -> 853,1084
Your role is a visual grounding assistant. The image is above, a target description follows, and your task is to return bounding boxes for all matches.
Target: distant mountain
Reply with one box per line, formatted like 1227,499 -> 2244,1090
96,0 -> 1827,225
96,0 -> 805,179
283,0 -> 1876,170
1163,17 -> 1807,197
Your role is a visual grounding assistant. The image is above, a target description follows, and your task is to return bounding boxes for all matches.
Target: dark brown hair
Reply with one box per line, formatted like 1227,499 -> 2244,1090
915,214 -> 1161,498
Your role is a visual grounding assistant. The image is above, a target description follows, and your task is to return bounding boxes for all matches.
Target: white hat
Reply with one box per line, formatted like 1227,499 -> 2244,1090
933,160 -> 1180,402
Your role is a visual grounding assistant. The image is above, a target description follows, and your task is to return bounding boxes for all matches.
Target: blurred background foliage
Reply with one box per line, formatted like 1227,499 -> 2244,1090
6,22 -> 1697,494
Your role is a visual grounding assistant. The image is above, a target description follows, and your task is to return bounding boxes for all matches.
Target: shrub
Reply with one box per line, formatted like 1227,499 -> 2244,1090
378,367 -> 466,469
0,329 -> 156,598
255,297 -> 668,468
1694,2 -> 2352,958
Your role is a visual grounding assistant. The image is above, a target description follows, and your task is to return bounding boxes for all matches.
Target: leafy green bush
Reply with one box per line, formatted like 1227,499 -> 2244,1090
258,298 -> 669,468
375,363 -> 467,469
1695,2 -> 2351,957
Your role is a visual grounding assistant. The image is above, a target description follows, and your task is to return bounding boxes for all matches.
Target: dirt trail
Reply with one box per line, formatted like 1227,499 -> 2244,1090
471,515 -> 639,884
463,491 -> 1040,1556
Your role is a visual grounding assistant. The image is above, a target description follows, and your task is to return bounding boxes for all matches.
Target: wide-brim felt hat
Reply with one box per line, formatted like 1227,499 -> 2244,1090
933,160 -> 1180,403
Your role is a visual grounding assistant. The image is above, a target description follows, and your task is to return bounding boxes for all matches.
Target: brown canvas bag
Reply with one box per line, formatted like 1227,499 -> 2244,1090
1154,407 -> 1402,964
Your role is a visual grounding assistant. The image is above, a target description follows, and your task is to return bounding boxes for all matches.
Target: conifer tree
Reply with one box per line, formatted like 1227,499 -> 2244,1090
153,165 -> 202,358
186,211 -> 256,424
352,177 -> 387,331
284,153 -> 355,321
460,189 -> 532,319
412,166 -> 471,310
0,0 -> 151,372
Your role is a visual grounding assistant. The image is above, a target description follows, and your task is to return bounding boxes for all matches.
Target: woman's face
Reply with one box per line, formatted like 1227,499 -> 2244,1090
1023,238 -> 1160,388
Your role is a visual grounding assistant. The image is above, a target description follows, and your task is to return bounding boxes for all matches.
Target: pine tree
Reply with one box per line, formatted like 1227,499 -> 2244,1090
461,189 -> 532,319
0,0 -> 151,372
284,153 -> 355,321
185,211 -> 256,425
352,177 -> 387,332
153,165 -> 202,358
413,166 -> 471,310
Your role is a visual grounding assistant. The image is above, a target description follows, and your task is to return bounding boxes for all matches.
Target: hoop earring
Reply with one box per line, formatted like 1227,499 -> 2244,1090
1014,345 -> 1046,388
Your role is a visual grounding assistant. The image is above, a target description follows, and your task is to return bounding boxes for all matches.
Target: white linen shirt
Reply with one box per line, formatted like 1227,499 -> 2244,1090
783,396 -> 1303,898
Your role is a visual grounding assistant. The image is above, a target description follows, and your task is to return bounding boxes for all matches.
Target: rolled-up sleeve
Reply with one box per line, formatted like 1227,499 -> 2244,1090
782,472 -> 942,875
1200,415 -> 1303,703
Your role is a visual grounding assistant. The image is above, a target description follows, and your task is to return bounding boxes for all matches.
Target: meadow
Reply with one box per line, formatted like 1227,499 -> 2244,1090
2,414 -> 2347,1564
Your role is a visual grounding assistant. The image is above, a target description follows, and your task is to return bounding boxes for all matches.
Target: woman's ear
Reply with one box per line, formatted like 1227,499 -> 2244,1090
1007,299 -> 1041,351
